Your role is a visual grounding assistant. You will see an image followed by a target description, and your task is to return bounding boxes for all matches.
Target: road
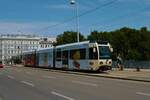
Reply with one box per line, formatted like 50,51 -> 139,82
0,66 -> 150,100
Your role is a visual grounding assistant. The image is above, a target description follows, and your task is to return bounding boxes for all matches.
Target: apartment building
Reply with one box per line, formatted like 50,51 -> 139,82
0,34 -> 56,64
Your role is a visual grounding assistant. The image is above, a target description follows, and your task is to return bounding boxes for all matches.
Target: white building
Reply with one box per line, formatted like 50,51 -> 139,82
39,37 -> 56,48
0,34 -> 56,64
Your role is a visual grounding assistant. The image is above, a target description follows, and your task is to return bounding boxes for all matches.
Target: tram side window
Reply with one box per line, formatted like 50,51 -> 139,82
36,53 -> 39,65
89,47 -> 98,59
56,50 -> 61,61
80,49 -> 86,59
27,54 -> 31,59
62,51 -> 68,59
70,49 -> 86,60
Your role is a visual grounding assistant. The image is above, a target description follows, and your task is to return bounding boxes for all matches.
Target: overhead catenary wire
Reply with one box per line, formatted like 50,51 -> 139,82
83,6 -> 150,31
36,0 -> 118,32
79,0 -> 98,8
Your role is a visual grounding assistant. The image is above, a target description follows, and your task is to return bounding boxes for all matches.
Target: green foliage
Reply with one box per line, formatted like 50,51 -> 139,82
56,31 -> 85,45
87,27 -> 150,60
56,27 -> 150,60
87,30 -> 110,41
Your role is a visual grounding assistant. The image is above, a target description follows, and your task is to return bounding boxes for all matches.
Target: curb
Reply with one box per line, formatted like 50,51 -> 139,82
13,65 -> 150,83
49,69 -> 150,83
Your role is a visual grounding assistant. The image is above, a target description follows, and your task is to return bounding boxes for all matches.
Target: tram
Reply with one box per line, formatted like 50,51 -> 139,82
23,41 -> 113,71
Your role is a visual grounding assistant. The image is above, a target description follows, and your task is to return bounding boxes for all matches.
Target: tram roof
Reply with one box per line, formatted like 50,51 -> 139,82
36,47 -> 53,53
56,40 -> 109,48
56,41 -> 90,48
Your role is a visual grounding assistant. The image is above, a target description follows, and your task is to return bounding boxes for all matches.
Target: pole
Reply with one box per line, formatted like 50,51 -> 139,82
76,0 -> 79,42
70,0 -> 80,42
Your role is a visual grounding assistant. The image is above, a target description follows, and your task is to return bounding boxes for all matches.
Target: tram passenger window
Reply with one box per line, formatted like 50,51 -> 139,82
89,47 -> 98,59
56,50 -> 61,61
70,49 -> 86,60
70,50 -> 76,59
79,49 -> 86,59
62,51 -> 68,59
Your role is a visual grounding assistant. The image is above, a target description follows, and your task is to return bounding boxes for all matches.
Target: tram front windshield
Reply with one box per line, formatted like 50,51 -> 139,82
99,46 -> 111,59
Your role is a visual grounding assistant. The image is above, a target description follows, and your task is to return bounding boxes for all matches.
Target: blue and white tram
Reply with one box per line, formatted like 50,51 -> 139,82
23,41 -> 113,71
55,41 -> 113,71
23,50 -> 36,67
36,47 -> 54,68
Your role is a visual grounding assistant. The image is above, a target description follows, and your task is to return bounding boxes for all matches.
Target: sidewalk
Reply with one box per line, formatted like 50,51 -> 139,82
52,68 -> 150,82
91,68 -> 150,82
49,68 -> 150,82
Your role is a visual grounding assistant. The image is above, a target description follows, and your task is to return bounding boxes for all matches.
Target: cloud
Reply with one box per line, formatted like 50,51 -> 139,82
46,4 -> 71,9
45,4 -> 90,10
118,0 -> 150,4
144,0 -> 150,4
0,21 -> 76,37
0,21 -> 58,35
143,11 -> 150,16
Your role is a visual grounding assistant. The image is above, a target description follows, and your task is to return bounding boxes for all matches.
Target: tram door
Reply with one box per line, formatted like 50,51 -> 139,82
62,51 -> 69,68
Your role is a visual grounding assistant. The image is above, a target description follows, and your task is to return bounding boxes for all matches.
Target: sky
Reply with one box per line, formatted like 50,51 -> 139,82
0,0 -> 150,37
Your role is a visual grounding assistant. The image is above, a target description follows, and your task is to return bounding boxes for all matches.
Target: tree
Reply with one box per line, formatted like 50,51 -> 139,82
87,27 -> 150,60
55,27 -> 150,60
56,31 -> 85,45
87,31 -> 110,41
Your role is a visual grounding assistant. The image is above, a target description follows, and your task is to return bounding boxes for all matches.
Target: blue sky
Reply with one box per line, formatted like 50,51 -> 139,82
0,0 -> 150,37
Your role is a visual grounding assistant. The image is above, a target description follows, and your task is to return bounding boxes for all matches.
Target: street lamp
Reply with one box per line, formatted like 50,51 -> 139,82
70,0 -> 80,42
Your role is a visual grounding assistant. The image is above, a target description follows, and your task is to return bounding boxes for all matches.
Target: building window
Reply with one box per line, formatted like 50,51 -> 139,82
11,50 -> 13,54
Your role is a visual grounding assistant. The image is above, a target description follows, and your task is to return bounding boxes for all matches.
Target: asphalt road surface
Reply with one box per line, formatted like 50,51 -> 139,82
0,66 -> 150,100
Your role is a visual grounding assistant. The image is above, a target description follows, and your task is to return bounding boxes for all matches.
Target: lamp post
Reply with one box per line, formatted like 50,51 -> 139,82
70,0 -> 80,42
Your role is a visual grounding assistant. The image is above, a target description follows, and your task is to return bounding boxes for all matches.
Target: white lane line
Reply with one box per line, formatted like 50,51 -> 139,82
21,81 -> 35,87
51,91 -> 75,100
7,75 -> 15,79
0,97 -> 3,100
15,70 -> 21,72
43,76 -> 56,79
136,92 -> 150,97
26,72 -> 32,74
72,81 -> 98,87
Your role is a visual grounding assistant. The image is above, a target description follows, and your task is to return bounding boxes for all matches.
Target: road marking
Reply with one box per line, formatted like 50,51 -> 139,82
0,96 -> 3,100
15,70 -> 21,72
21,81 -> 35,87
0,97 -> 3,100
43,76 -> 56,79
26,72 -> 32,74
51,91 -> 74,100
136,92 -> 150,97
72,81 -> 98,87
7,75 -> 15,79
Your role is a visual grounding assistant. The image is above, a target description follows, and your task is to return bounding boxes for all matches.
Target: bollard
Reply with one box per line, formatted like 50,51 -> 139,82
136,66 -> 140,72
120,65 -> 124,71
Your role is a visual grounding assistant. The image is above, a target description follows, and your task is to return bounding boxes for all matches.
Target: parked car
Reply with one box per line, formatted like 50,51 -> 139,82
0,61 -> 4,68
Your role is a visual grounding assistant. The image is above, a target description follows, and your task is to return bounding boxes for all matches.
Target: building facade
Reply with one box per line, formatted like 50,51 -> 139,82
39,37 -> 56,48
0,34 -> 56,64
0,34 -> 41,64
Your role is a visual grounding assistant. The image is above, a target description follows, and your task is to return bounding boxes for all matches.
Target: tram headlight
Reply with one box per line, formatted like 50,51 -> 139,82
89,62 -> 94,65
109,61 -> 112,64
100,61 -> 103,65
